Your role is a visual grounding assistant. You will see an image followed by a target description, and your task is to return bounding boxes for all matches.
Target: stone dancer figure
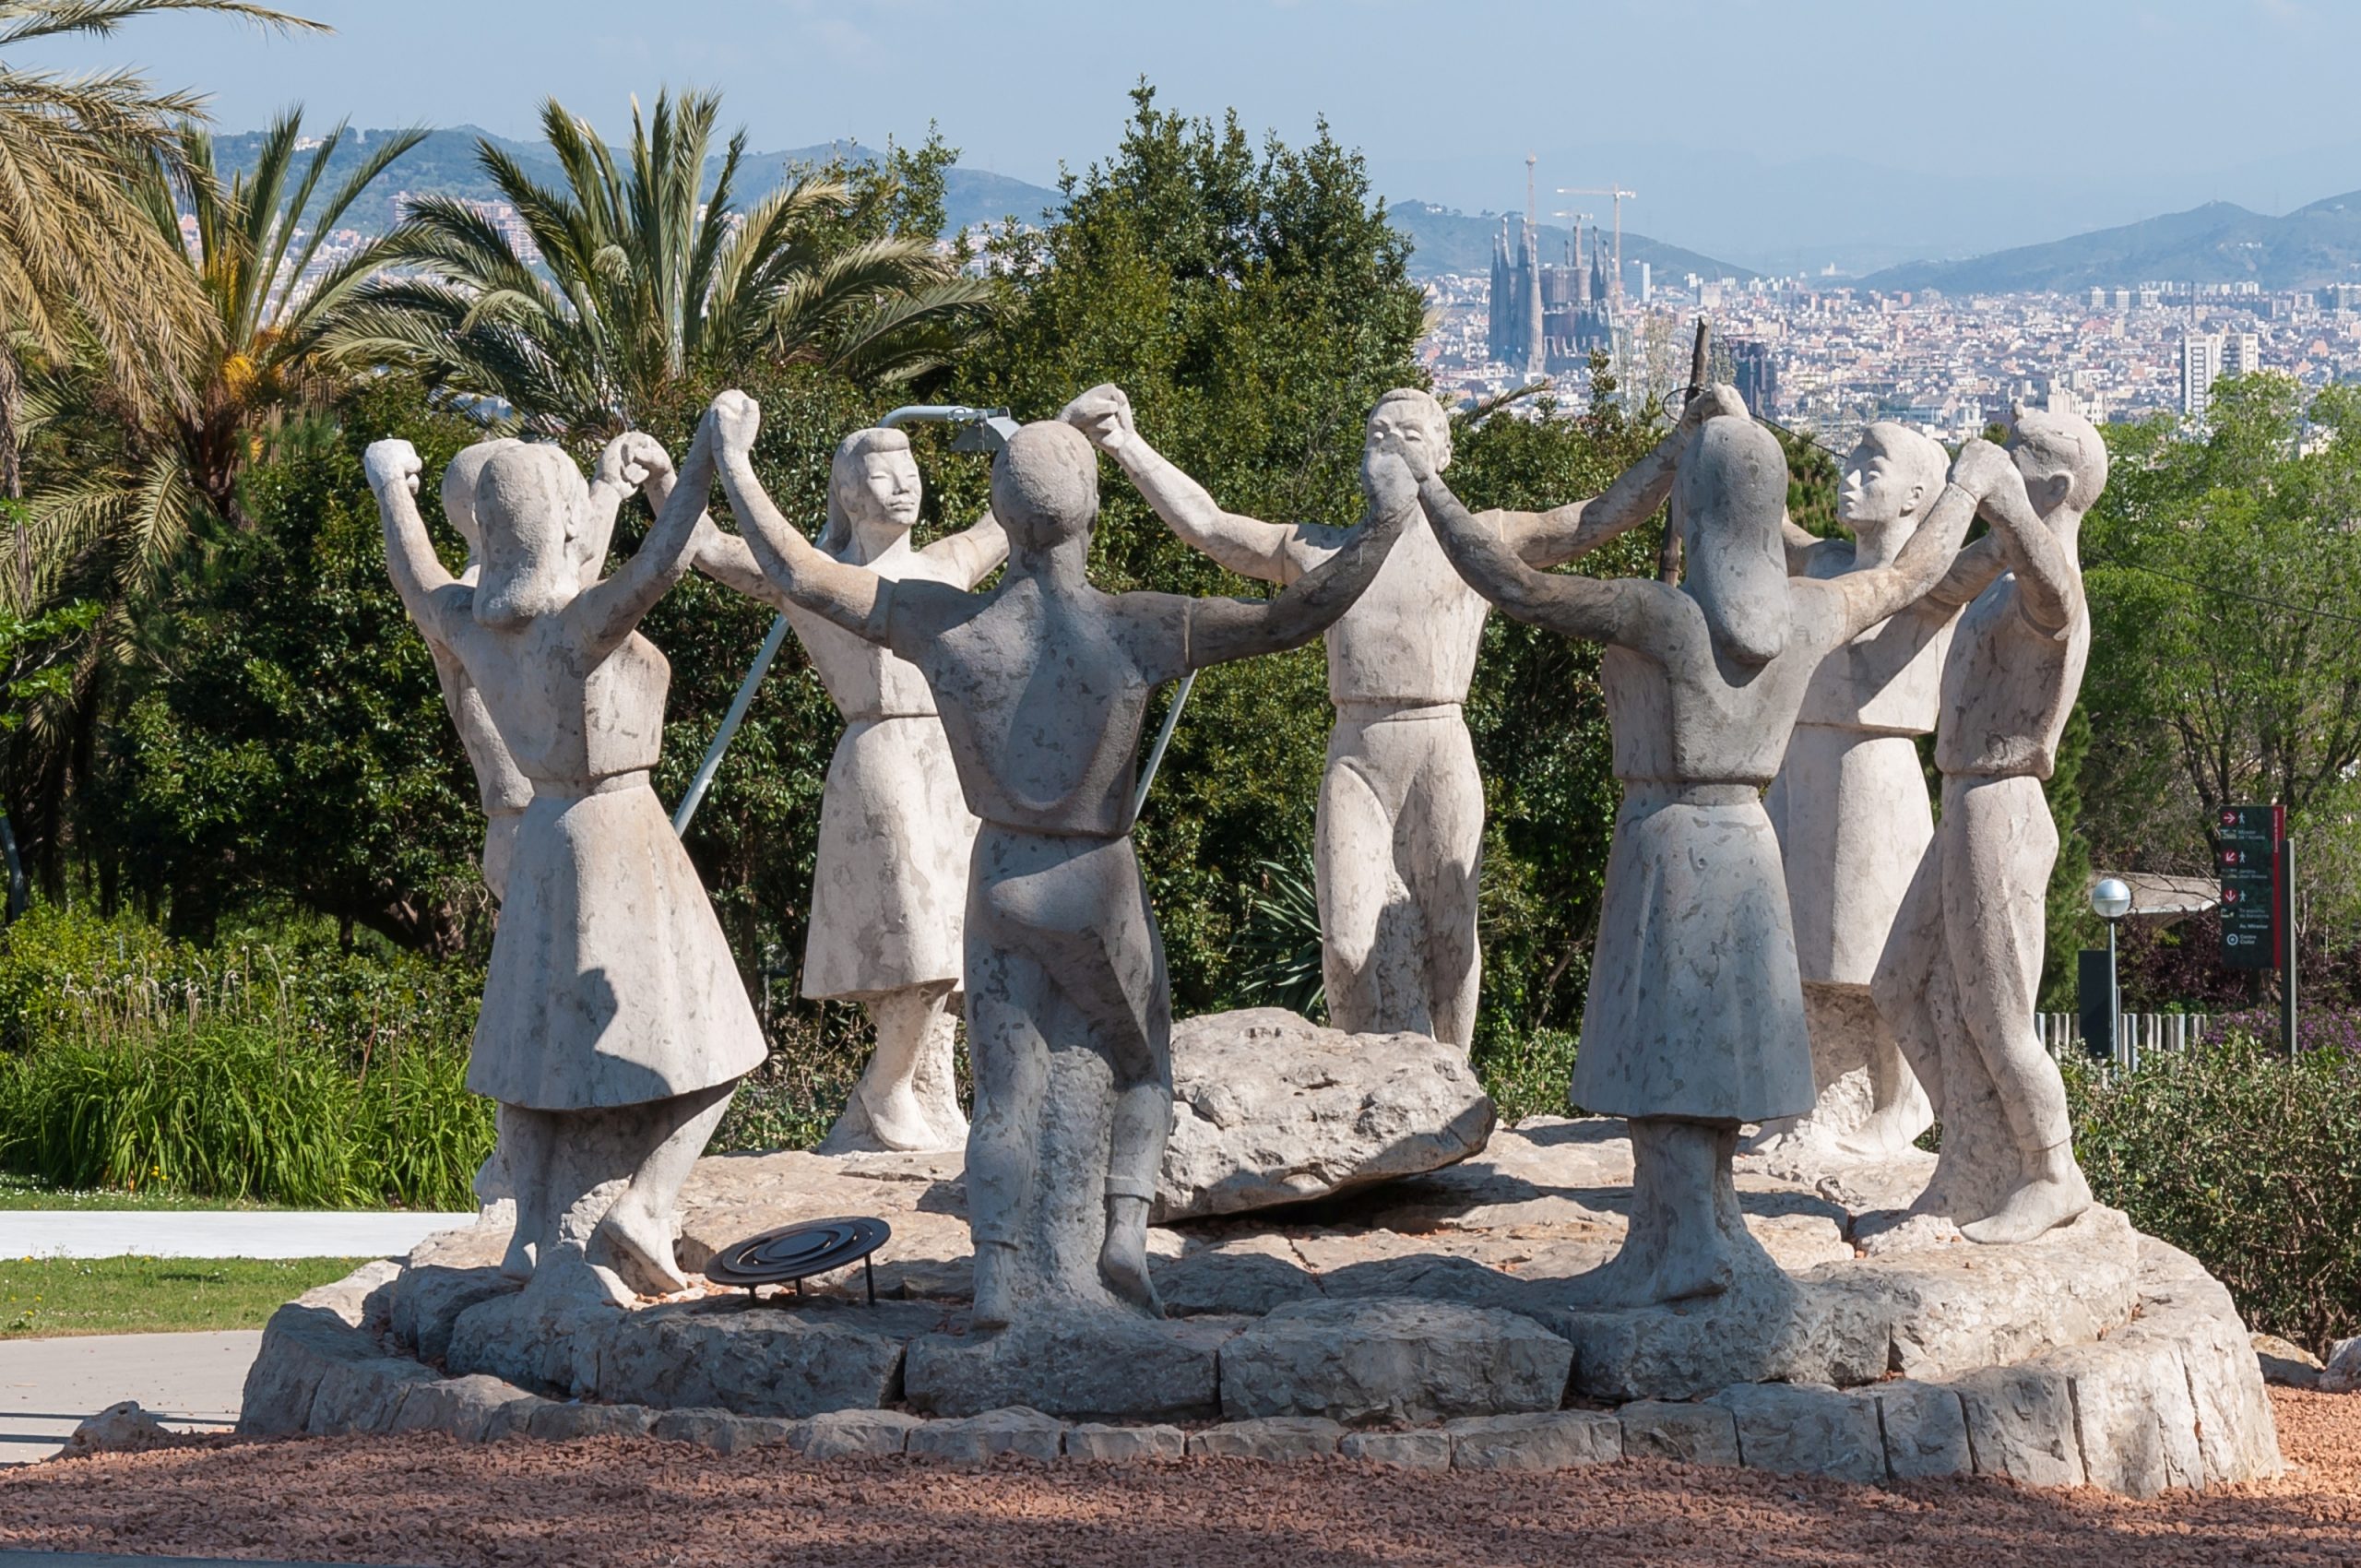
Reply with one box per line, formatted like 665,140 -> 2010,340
1414,402 -> 2029,1304
1062,385 -> 1707,1051
690,429 -> 1004,1154
708,391 -> 1405,1326
369,417 -> 767,1298
1871,404 -> 2109,1246
430,433 -> 682,1212
1752,422 -> 1962,1159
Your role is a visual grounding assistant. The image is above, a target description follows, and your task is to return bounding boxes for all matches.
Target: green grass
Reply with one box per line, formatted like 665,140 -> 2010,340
0,1173 -> 275,1211
0,1255 -> 370,1337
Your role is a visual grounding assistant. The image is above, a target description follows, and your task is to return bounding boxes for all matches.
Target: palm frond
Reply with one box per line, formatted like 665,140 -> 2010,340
0,1 -> 325,48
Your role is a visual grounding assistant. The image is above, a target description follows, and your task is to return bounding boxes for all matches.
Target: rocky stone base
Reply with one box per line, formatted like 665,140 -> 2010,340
241,1119 -> 2283,1498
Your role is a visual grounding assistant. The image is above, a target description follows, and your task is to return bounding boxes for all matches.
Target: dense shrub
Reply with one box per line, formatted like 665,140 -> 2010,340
0,904 -> 490,1207
2066,1024 -> 2361,1351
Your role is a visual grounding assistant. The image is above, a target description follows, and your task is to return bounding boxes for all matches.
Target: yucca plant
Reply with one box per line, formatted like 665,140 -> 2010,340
1236,853 -> 1326,1018
327,89 -> 1000,441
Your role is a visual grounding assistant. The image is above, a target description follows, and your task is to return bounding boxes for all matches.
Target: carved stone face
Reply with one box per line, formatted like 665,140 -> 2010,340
473,445 -> 587,628
1364,391 -> 1453,477
1838,422 -> 1948,558
849,448 -> 924,532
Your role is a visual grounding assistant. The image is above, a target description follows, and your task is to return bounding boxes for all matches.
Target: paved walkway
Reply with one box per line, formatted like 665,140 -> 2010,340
0,1211 -> 475,1261
0,1330 -> 258,1466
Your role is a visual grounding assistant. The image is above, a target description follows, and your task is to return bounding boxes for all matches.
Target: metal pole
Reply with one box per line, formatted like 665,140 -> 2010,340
2280,836 -> 2297,1058
2106,917 -> 2120,1065
672,612 -> 791,837
0,811 -> 24,922
1131,669 -> 1197,825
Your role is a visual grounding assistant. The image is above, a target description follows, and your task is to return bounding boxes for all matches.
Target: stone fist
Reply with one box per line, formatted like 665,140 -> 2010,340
364,439 -> 421,497
1950,438 -> 2017,500
1681,383 -> 1749,433
709,390 -> 760,457
600,431 -> 672,492
1059,384 -> 1137,457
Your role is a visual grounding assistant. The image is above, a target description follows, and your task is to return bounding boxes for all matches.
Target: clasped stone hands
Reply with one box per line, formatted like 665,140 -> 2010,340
365,438 -> 421,498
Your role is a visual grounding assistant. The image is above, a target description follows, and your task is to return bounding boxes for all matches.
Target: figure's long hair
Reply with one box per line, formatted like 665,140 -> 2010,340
817,427 -> 916,560
1679,415 -> 1792,667
472,445 -> 585,630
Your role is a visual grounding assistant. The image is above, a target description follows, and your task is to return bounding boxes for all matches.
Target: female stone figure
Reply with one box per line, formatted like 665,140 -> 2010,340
690,429 -> 1004,1153
368,416 -> 765,1298
1411,401 -> 2027,1304
705,391 -> 1406,1328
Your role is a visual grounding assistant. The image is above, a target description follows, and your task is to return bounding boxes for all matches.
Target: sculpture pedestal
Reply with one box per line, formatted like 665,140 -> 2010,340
240,1117 -> 2282,1496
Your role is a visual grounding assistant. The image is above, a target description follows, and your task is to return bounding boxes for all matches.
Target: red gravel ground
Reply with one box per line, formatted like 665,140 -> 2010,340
4,1389 -> 2356,1567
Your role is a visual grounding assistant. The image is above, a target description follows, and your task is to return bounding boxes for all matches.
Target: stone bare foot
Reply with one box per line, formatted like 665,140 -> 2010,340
970,1241 -> 1017,1330
592,1192 -> 691,1295
1959,1169 -> 2093,1246
1098,1228 -> 1161,1318
858,1081 -> 943,1153
499,1229 -> 537,1282
1564,1239 -> 1737,1310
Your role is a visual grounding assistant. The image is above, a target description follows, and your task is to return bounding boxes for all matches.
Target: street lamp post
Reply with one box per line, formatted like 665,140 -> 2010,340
2090,877 -> 2133,1064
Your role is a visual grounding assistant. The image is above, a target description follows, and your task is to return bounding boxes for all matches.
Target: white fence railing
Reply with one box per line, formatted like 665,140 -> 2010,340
2036,1011 -> 2212,1071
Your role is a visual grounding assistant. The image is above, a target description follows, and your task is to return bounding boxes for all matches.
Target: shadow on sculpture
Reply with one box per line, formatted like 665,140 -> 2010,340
370,417 -> 765,1300
1414,392 -> 2035,1306
706,391 -> 1407,1329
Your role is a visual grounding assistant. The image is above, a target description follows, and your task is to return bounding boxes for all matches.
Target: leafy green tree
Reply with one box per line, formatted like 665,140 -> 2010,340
330,91 -> 997,442
2078,374 -> 2361,985
0,1 -> 325,507
89,377 -> 485,949
947,84 -> 1427,1013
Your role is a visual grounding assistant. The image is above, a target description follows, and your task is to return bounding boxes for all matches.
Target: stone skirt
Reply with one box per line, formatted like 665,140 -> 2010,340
470,774 -> 767,1111
1571,783 -> 1815,1124
802,714 -> 978,999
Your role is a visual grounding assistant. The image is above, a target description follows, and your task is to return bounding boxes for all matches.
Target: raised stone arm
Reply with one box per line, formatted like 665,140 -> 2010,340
615,434 -> 777,607
709,391 -> 888,642
1975,463 -> 2083,635
1498,384 -> 1748,568
919,510 -> 1009,588
1925,533 -> 2008,611
1182,453 -> 1413,667
1821,441 -> 2018,640
1064,383 -> 1299,585
1783,517 -> 1846,575
366,438 -> 470,644
1418,462 -> 1667,648
564,413 -> 723,659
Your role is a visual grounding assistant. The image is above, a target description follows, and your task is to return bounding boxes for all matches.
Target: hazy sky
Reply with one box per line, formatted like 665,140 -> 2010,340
21,0 -> 2361,272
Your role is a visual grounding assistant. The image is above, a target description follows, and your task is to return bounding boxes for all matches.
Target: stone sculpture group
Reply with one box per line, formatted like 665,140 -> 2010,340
367,376 -> 2110,1330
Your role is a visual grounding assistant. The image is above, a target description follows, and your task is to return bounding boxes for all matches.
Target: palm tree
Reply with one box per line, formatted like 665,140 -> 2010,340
23,109 -> 423,606
328,90 -> 1000,440
0,0 -> 325,517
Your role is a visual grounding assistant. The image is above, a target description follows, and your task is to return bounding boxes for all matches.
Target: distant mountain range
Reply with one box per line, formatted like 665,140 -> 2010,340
1863,191 -> 2361,294
1382,201 -> 1752,283
211,125 -> 1066,236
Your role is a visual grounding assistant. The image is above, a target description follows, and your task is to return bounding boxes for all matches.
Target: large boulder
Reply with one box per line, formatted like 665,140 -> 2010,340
1156,1008 -> 1495,1221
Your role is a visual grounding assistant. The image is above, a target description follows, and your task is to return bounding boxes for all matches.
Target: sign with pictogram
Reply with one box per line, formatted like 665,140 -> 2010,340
2218,803 -> 2284,970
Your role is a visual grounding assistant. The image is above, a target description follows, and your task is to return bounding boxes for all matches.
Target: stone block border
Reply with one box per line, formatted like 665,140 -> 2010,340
242,1239 -> 2284,1499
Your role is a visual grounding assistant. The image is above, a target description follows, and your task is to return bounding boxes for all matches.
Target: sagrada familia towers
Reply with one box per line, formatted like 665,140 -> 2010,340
1487,214 -> 1614,377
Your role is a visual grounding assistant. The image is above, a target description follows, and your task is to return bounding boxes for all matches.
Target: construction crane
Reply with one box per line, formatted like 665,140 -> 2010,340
1558,184 -> 1637,308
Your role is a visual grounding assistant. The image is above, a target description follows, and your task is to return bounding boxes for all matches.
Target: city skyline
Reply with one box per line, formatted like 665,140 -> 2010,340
18,0 -> 2361,275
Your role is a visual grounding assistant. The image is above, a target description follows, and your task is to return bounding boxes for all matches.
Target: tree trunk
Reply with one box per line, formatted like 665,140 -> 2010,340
1,343 -> 26,609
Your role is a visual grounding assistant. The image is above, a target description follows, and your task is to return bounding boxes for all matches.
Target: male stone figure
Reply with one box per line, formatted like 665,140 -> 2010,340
1753,422 -> 1957,1158
1872,404 -> 2109,1245
707,391 -> 1405,1326
1413,400 -> 2031,1303
682,429 -> 1005,1154
1062,384 -> 1714,1050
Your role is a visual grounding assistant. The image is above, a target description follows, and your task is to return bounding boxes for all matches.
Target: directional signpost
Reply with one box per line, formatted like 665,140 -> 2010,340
2217,804 -> 2296,1056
